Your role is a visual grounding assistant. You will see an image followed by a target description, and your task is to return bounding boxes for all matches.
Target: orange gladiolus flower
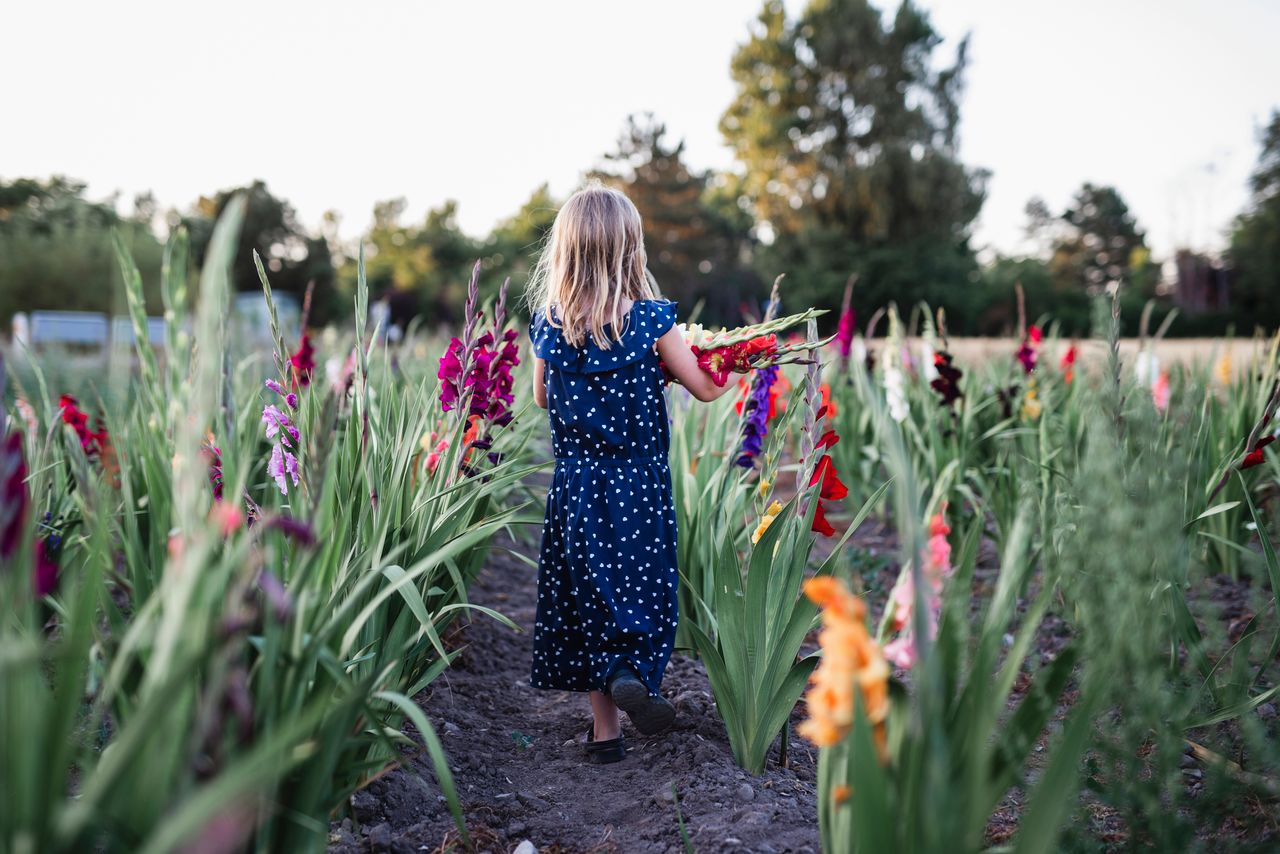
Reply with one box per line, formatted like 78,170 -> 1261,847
797,577 -> 889,760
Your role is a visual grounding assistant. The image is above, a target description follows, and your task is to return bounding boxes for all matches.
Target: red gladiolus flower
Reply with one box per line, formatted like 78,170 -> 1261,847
289,335 -> 316,387
1028,325 -> 1043,344
811,500 -> 836,537
815,429 -> 840,451
693,347 -> 734,387
1242,436 -> 1276,470
58,395 -> 108,459
1061,344 -> 1078,385
809,455 -> 849,501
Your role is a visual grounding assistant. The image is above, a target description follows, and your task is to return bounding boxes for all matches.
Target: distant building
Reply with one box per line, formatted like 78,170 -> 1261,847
1172,250 -> 1232,314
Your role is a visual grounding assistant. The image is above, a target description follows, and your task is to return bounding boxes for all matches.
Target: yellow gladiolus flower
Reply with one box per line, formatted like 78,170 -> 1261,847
1215,352 -> 1232,386
758,479 -> 771,498
751,500 -> 784,545
797,577 -> 889,761
1021,381 -> 1042,421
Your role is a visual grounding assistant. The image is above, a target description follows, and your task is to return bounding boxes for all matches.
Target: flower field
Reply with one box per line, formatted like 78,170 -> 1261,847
4,205 -> 1280,854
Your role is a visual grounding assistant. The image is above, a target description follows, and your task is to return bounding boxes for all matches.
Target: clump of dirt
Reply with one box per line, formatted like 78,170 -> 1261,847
329,536 -> 820,854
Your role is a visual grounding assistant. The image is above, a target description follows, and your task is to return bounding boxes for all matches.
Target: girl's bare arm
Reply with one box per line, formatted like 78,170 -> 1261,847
655,328 -> 735,403
533,357 -> 548,408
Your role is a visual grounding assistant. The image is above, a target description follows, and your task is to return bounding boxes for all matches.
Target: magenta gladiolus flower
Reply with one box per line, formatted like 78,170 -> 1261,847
438,338 -> 465,412
836,305 -> 856,360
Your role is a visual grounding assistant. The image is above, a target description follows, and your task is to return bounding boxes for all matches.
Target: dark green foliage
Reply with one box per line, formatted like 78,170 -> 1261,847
720,0 -> 988,325
1229,111 -> 1280,333
183,180 -> 337,324
0,177 -> 164,324
593,114 -> 765,322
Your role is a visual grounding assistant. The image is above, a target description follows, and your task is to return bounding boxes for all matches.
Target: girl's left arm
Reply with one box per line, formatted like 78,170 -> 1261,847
533,357 -> 548,408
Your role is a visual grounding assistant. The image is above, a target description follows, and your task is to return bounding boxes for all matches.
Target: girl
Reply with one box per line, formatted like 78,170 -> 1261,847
527,183 -> 733,764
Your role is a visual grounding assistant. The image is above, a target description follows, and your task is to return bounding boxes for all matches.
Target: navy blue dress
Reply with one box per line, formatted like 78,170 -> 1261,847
530,300 -> 679,696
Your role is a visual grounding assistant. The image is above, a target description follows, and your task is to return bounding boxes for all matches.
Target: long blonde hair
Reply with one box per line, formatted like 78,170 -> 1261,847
526,182 -> 659,349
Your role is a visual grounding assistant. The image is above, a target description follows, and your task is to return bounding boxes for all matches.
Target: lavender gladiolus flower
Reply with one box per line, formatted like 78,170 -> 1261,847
262,405 -> 300,447
267,444 -> 299,495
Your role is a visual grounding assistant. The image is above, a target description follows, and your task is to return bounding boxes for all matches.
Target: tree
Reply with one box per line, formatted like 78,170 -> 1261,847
184,180 -> 336,324
1045,183 -> 1154,297
347,198 -> 480,327
1229,111 -> 1280,331
0,177 -> 163,323
720,0 -> 987,324
593,115 -> 763,321
485,183 -> 559,312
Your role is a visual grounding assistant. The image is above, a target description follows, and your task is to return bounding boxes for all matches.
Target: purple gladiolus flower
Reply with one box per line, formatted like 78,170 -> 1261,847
265,379 -> 299,409
736,365 -> 779,468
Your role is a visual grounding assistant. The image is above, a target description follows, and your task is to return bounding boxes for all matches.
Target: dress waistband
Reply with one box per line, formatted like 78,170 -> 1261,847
554,455 -> 667,467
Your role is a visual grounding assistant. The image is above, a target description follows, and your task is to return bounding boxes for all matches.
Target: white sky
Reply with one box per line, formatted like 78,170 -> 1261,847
4,0 -> 1278,260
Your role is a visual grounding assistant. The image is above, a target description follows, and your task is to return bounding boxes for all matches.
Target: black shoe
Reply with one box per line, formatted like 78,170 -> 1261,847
584,723 -> 626,764
608,671 -> 676,735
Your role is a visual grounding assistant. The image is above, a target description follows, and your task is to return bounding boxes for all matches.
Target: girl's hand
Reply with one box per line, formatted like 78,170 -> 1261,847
656,328 -> 735,402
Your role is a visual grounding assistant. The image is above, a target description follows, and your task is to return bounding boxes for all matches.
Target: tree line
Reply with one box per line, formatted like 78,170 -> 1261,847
2,0 -> 1277,336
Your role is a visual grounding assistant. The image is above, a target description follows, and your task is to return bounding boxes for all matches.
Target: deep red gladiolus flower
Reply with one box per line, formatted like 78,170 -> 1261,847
33,538 -> 58,597
1242,435 -> 1276,470
289,335 -> 316,387
811,500 -> 836,537
930,350 -> 963,407
1028,325 -> 1043,344
809,455 -> 849,501
815,430 -> 840,451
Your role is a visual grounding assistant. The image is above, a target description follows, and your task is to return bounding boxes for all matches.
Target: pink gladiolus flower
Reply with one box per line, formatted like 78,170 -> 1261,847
1152,371 -> 1170,412
882,510 -> 953,669
883,635 -> 917,669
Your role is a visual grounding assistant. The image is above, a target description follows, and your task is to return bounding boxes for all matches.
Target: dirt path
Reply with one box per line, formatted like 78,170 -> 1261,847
329,534 -> 821,854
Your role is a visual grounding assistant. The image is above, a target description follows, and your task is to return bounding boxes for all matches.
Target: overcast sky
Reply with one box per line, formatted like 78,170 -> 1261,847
5,0 -> 1278,260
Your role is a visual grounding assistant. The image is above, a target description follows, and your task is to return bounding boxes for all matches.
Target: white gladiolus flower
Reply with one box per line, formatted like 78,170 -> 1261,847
884,365 -> 909,423
921,341 -> 938,382
1134,350 -> 1158,387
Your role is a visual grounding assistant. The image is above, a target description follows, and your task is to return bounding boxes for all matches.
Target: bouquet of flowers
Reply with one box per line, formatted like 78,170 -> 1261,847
662,308 -> 830,387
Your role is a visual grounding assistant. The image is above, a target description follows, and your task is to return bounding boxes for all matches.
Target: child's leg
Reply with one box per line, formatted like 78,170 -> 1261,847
588,690 -> 621,741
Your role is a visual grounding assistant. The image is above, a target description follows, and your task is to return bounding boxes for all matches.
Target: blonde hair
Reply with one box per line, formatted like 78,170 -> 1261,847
527,182 -> 659,349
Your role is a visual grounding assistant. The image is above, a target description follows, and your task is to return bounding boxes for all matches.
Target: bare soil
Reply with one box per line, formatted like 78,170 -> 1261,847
328,533 -> 822,854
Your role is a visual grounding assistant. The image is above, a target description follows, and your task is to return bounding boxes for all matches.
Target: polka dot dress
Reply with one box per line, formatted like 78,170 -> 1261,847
529,300 -> 679,696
